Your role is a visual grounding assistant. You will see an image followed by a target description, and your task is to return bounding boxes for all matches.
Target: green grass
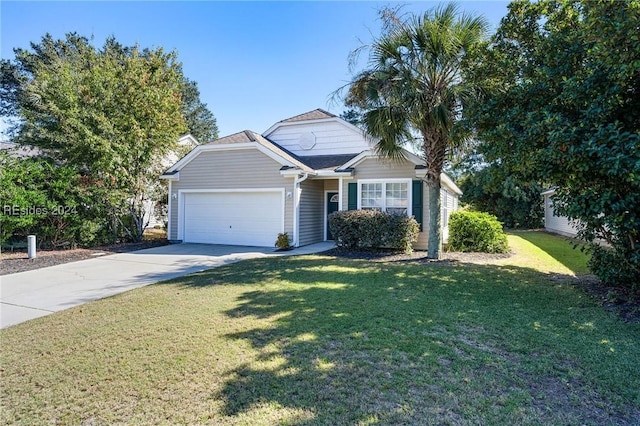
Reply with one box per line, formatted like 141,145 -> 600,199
508,230 -> 590,275
1,231 -> 638,425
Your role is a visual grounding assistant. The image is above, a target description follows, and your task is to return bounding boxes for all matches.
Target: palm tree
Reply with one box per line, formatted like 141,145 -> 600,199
343,4 -> 488,258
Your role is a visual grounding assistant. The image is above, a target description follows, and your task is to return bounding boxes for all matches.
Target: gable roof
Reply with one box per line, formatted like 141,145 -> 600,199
205,130 -> 257,145
177,134 -> 199,147
161,110 -> 461,194
278,108 -> 336,123
162,130 -> 313,176
339,149 -> 425,170
263,107 -> 369,143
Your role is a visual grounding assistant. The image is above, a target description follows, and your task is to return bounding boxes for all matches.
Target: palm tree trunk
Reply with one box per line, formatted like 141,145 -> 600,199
426,178 -> 442,259
423,127 -> 445,259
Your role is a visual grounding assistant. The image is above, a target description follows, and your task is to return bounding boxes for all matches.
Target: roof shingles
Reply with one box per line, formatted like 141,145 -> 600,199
278,108 -> 336,123
297,154 -> 360,170
205,130 -> 257,145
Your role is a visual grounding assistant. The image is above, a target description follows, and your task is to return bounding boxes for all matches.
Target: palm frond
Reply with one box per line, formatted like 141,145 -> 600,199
340,1 -> 487,166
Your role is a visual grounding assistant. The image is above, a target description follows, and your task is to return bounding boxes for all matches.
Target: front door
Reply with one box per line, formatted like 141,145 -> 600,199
326,192 -> 339,240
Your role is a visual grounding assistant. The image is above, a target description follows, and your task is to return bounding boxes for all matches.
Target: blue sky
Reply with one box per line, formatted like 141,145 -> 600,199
1,1 -> 510,139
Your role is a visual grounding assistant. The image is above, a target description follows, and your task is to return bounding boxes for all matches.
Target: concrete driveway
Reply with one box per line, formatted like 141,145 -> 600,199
0,242 -> 333,329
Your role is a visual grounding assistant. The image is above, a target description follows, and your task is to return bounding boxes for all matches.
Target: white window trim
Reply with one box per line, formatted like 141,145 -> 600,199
356,178 -> 412,215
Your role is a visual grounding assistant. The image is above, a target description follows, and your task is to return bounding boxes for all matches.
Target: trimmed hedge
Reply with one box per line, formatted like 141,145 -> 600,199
448,211 -> 509,253
328,210 -> 419,253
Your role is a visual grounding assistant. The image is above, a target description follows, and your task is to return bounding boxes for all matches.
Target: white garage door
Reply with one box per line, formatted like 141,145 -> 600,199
182,191 -> 283,247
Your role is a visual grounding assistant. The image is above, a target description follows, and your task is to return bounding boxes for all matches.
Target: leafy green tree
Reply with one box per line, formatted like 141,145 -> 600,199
459,164 -> 544,229
1,33 -> 216,242
340,4 -> 488,258
466,0 -> 640,285
181,78 -> 218,142
0,153 -> 47,244
339,109 -> 363,127
0,153 -> 105,247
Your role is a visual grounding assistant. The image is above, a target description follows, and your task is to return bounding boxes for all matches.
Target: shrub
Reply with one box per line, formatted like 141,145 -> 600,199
274,232 -> 292,250
77,219 -> 110,248
448,211 -> 509,253
328,210 -> 419,253
588,245 -> 639,291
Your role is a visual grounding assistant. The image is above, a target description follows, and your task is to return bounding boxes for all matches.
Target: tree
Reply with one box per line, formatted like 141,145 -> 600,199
1,33 -> 217,242
339,109 -> 363,127
459,164 -> 544,229
341,4 -> 488,258
181,78 -> 218,142
466,0 -> 640,286
0,153 -> 104,247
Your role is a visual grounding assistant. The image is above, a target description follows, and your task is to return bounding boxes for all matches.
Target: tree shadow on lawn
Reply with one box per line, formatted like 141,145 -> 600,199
178,256 -> 640,424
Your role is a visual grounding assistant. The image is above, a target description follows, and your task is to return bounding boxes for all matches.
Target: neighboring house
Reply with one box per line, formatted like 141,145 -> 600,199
145,134 -> 200,228
161,109 -> 462,248
541,188 -> 580,237
0,141 -> 40,158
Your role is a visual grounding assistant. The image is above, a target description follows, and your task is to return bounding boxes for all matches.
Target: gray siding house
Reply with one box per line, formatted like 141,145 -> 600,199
161,109 -> 461,249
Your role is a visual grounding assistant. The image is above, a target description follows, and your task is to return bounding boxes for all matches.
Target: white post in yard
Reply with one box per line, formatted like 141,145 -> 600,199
27,235 -> 36,259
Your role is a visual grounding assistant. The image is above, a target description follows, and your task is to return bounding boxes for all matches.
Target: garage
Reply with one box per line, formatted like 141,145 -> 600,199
181,191 -> 284,247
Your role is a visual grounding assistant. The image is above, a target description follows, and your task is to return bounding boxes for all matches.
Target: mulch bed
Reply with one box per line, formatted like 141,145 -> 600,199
322,247 -> 512,264
0,239 -> 170,276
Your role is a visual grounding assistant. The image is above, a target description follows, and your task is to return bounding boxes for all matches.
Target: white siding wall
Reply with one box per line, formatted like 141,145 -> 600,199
267,120 -> 372,156
440,188 -> 458,242
169,148 -> 294,241
544,194 -> 580,237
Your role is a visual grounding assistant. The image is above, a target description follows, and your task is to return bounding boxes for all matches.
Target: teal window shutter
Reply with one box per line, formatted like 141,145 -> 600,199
412,180 -> 423,231
348,183 -> 358,210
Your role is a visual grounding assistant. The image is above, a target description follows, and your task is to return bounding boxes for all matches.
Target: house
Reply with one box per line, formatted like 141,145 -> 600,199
541,188 -> 580,237
161,109 -> 461,248
0,141 -> 40,158
144,134 -> 200,228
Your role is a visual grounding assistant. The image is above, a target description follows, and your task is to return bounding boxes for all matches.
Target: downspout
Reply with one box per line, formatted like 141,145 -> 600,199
167,180 -> 173,241
293,172 -> 309,247
338,176 -> 344,211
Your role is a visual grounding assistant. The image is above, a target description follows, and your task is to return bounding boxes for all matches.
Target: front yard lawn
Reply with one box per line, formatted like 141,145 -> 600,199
1,232 -> 639,424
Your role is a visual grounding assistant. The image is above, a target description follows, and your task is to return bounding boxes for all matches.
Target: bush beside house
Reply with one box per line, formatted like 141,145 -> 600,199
448,211 -> 509,253
328,210 -> 419,253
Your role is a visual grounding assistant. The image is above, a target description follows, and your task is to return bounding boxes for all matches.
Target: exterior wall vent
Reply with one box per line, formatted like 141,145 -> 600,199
298,132 -> 316,150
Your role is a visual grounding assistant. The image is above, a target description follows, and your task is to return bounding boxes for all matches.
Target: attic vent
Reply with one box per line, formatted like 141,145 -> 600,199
298,132 -> 316,150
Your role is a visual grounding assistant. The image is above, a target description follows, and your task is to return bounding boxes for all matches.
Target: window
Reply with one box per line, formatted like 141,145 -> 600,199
361,183 -> 383,210
359,180 -> 409,215
386,182 -> 408,215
